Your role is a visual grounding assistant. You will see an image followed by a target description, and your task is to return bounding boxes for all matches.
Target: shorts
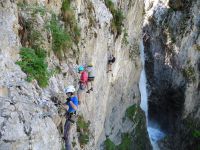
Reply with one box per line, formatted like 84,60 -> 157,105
88,77 -> 95,81
66,112 -> 77,123
108,60 -> 113,64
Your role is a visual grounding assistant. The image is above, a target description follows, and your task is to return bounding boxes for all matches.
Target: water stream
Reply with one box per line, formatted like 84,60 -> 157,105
139,41 -> 165,150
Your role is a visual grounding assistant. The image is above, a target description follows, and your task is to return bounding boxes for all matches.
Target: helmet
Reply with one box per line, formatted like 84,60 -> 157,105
78,66 -> 84,71
88,63 -> 93,67
65,85 -> 76,93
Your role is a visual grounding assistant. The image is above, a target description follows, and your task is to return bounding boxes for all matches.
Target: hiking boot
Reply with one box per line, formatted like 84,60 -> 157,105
90,88 -> 93,91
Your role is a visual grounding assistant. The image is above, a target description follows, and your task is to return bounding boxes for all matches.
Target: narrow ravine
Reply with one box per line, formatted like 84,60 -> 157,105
139,40 -> 165,150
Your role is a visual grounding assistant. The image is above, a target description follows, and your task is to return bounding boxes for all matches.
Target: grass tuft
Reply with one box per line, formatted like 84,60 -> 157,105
77,115 -> 90,146
105,0 -> 124,36
125,104 -> 137,121
182,65 -> 196,82
104,138 -> 116,150
48,14 -> 72,59
16,47 -> 50,87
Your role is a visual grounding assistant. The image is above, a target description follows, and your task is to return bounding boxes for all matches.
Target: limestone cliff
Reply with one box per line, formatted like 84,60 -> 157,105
0,0 -> 148,149
143,0 -> 200,149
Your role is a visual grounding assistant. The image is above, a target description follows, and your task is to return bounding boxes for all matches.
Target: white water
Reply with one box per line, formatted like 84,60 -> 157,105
139,41 -> 165,150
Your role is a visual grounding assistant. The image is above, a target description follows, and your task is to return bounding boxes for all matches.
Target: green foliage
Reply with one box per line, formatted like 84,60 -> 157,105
125,104 -> 137,121
48,15 -> 72,58
133,107 -> 149,150
72,140 -> 77,147
61,0 -> 71,12
182,65 -> 196,82
192,130 -> 200,138
104,105 -> 149,150
126,104 -> 151,149
113,9 -> 124,35
77,115 -> 90,146
105,0 -> 115,14
18,3 -> 46,16
104,138 -> 116,150
117,133 -> 132,150
61,0 -> 81,43
105,0 -> 124,36
185,117 -> 200,138
17,14 -> 51,87
104,133 -> 132,150
16,47 -> 50,87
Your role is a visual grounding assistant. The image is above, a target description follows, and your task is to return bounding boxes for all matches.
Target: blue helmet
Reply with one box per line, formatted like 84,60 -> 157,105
78,66 -> 84,71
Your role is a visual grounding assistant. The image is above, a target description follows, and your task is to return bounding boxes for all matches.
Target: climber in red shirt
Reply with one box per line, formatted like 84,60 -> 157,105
77,66 -> 88,103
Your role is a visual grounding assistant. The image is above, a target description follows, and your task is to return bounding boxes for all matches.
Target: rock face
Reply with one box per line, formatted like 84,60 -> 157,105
143,0 -> 200,149
0,0 -> 149,149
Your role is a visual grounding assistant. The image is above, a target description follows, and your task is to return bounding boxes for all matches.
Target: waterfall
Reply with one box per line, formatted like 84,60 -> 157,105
139,41 -> 165,150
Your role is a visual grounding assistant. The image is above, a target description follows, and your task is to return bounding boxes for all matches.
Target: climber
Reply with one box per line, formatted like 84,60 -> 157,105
86,63 -> 95,93
77,66 -> 88,102
107,54 -> 116,73
61,85 -> 79,150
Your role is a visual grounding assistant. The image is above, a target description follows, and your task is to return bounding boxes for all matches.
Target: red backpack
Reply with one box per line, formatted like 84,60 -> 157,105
80,71 -> 88,83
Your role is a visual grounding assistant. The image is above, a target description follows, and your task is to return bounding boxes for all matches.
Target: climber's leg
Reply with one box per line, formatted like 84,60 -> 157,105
64,114 -> 71,150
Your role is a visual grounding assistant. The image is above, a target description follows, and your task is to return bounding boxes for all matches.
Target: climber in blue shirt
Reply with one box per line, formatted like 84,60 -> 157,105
62,85 -> 79,114
61,85 -> 79,150
65,96 -> 79,113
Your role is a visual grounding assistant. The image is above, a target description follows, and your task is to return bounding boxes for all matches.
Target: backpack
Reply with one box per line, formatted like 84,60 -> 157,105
87,66 -> 95,77
81,71 -> 88,83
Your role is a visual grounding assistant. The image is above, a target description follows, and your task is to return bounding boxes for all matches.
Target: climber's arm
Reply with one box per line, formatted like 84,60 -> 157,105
69,101 -> 78,110
61,103 -> 68,110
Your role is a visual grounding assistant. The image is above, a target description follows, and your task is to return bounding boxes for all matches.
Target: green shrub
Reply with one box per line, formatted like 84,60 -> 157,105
16,47 -> 50,87
104,138 -> 116,150
133,107 -> 149,150
61,0 -> 71,12
77,115 -> 90,146
117,133 -> 132,150
182,65 -> 196,82
104,133 -> 132,150
105,0 -> 124,36
113,9 -> 124,35
192,130 -> 200,138
61,0 -> 81,43
18,3 -> 46,16
72,140 -> 77,147
105,0 -> 115,14
48,15 -> 72,58
125,104 -> 137,121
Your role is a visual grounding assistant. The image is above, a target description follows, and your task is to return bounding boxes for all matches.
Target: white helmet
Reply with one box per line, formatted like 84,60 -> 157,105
65,85 -> 76,93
